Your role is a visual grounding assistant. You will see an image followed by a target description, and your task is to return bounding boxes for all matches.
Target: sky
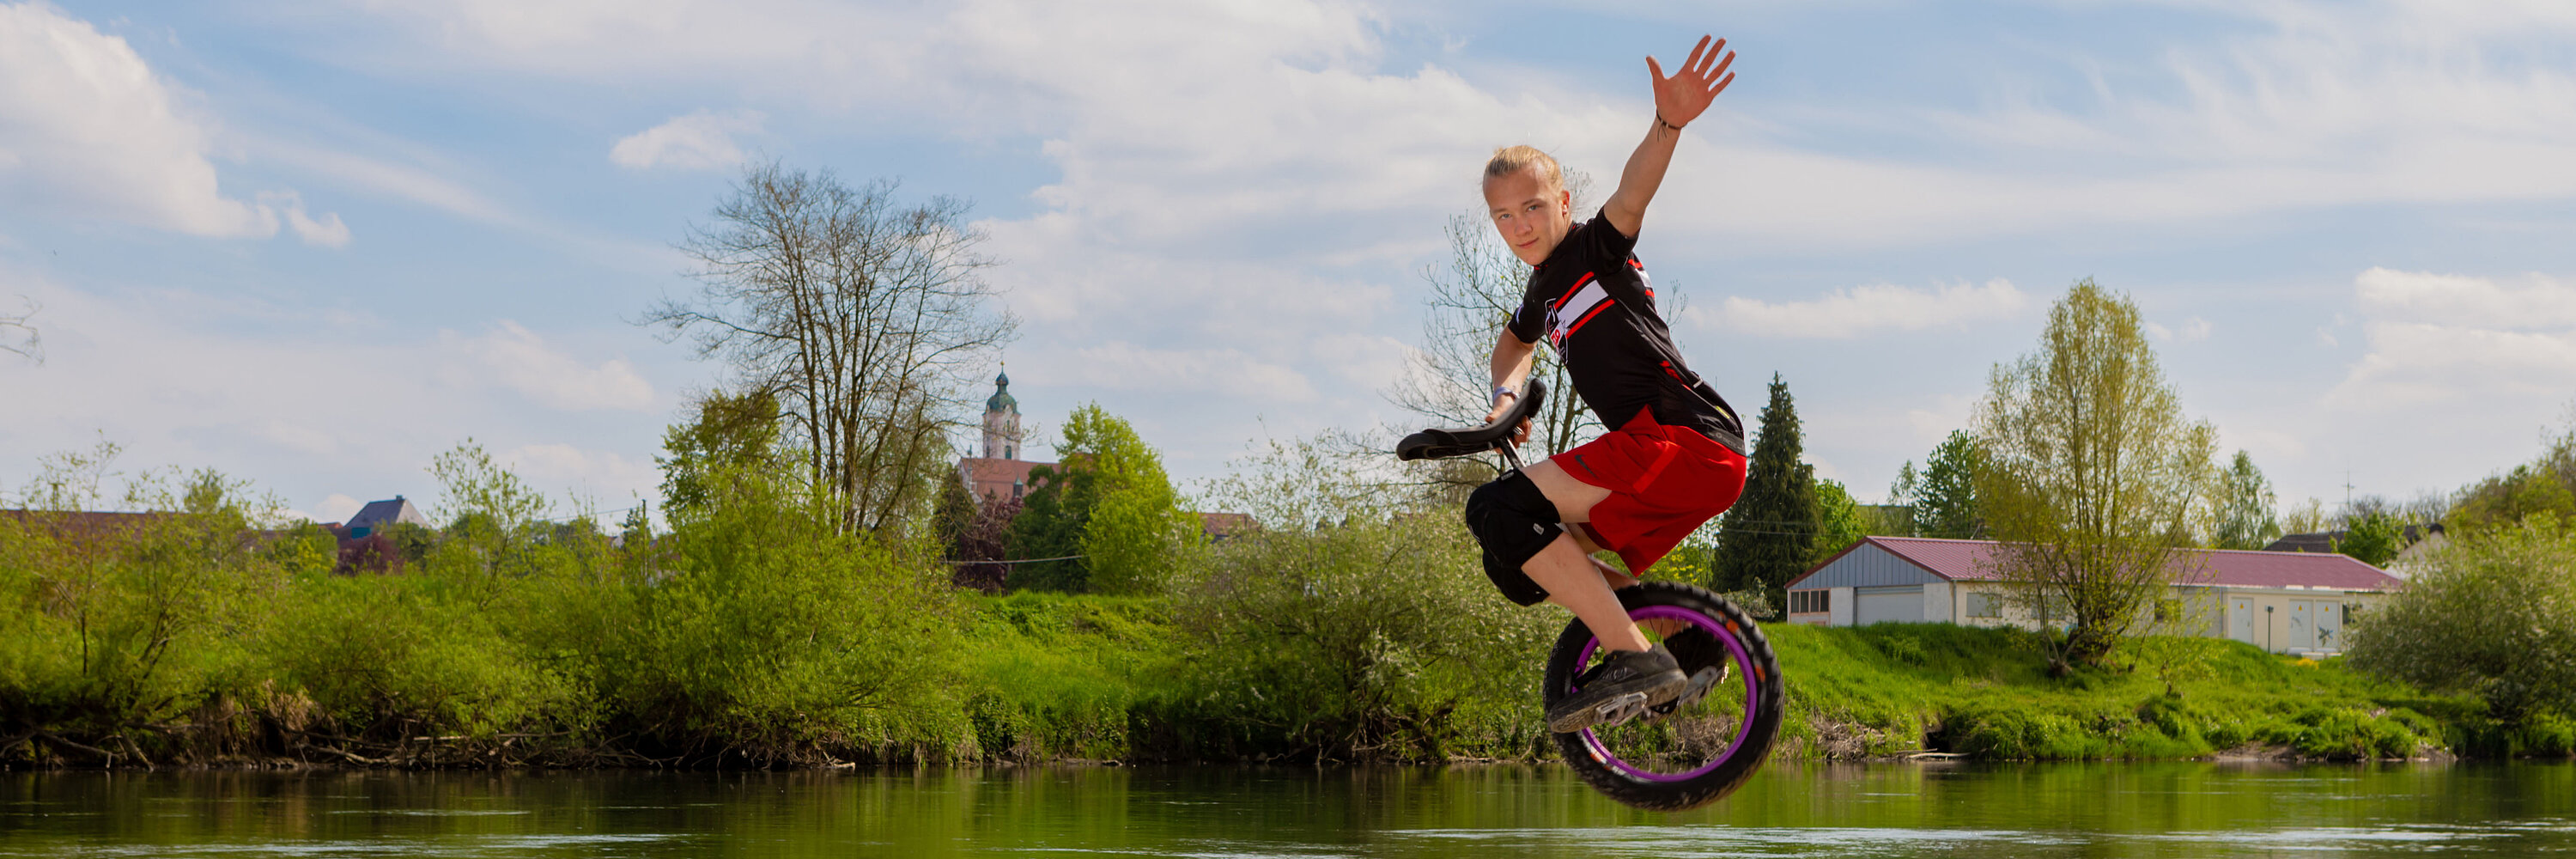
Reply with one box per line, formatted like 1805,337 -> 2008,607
5,0 -> 2576,525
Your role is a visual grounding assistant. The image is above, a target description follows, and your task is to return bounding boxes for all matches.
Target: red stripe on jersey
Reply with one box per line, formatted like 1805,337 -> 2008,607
1552,272 -> 1596,312
1567,300 -> 1613,337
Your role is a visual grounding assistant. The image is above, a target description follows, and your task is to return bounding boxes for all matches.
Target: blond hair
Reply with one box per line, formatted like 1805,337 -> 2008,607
1483,145 -> 1563,191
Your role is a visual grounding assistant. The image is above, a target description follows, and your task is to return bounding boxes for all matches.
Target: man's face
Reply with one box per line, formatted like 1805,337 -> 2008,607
1483,166 -> 1572,266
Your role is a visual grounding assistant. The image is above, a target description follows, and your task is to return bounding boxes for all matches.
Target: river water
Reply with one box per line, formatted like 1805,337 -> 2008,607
4,762 -> 2573,857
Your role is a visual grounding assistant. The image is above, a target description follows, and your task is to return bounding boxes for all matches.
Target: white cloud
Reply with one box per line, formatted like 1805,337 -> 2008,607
1066,341 -> 1318,402
2329,268 -> 2576,407
2354,266 -> 2576,330
0,4 -> 346,243
314,493 -> 365,523
611,110 -> 764,171
1692,279 -> 2030,338
443,320 -> 657,412
263,191 -> 353,247
2147,315 -> 2214,343
503,443 -> 659,503
0,266 -> 680,525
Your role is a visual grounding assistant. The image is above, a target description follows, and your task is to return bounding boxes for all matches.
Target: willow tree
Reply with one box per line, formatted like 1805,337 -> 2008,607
1976,281 -> 2217,671
645,161 -> 1015,535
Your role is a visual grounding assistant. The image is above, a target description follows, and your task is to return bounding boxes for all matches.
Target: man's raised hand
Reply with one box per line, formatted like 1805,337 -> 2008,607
1646,35 -> 1735,130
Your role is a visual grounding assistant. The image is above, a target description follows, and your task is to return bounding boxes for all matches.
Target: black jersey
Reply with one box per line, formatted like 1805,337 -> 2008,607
1505,210 -> 1747,453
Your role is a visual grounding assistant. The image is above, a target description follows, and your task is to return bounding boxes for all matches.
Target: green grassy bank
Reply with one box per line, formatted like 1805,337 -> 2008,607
961,594 -> 2575,763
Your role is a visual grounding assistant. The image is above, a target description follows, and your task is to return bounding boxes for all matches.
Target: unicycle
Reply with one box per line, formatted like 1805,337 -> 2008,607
1397,378 -> 1784,812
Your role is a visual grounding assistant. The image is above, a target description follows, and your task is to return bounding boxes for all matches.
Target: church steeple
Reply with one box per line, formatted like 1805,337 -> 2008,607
981,368 -> 1023,460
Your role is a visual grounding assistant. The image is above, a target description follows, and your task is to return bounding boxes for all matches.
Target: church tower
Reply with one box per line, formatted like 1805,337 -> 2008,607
981,369 -> 1024,460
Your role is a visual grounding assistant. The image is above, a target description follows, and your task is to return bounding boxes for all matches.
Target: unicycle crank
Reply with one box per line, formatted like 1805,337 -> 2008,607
1642,664 -> 1727,724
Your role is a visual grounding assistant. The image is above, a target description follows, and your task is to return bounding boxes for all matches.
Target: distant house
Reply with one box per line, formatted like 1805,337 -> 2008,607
1785,536 -> 2404,655
2262,523 -> 2446,579
337,495 -> 430,538
1199,512 -> 1255,542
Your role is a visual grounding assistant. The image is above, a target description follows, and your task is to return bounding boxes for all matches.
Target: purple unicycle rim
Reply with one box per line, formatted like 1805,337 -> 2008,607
1569,604 -> 1757,783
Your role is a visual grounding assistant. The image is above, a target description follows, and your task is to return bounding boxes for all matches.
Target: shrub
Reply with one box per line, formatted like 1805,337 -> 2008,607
1172,436 -> 1557,760
2348,514 -> 2576,722
593,463 -> 969,761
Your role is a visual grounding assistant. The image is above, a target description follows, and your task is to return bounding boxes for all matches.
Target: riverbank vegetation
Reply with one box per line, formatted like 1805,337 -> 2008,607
0,431 -> 2543,770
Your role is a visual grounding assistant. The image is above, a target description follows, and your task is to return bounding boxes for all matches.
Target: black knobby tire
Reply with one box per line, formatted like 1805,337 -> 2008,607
1543,581 -> 1784,811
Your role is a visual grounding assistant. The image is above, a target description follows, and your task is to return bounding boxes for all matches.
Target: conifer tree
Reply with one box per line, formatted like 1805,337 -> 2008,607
1714,374 -> 1819,614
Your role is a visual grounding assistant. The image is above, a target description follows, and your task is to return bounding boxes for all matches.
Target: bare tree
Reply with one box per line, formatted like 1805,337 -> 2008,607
644,161 -> 1016,535
2,295 -> 40,364
1386,211 -> 1593,493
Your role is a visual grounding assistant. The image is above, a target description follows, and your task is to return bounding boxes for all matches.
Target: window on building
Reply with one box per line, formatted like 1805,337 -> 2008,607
1789,590 -> 1829,614
1965,592 -> 2002,618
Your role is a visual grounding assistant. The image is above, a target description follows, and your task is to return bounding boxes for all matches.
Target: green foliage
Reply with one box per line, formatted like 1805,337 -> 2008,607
263,574 -> 585,736
2211,450 -> 2281,550
2451,457 -> 2576,536
1180,436 -> 1557,760
1976,280 -> 2220,670
601,461 -> 969,756
2348,514 -> 2576,723
1811,478 -> 1867,564
0,453 -> 285,762
1009,404 -> 1192,594
656,389 -> 782,516
1891,430 -> 1983,539
1715,374 -> 1820,608
961,593 -> 1180,761
2333,509 -> 2405,566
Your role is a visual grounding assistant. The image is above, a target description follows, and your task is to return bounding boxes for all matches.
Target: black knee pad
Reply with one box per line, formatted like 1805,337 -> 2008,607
1464,472 -> 1563,606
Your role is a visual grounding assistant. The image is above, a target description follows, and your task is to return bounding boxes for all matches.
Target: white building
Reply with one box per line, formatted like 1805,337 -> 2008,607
1783,536 -> 2405,656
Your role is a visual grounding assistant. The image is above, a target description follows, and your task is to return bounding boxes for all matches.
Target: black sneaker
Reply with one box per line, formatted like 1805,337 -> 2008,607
1547,644 -> 1689,734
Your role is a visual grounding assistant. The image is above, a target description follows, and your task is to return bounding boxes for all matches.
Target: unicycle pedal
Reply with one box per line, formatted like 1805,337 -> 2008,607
1643,665 -> 1727,723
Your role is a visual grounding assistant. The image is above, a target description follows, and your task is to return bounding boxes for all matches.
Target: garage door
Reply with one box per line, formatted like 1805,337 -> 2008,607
1855,586 -> 1923,625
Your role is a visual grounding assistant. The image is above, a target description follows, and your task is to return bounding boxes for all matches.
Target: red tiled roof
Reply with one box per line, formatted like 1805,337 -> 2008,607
1198,512 -> 1255,537
958,458 -> 1050,503
1853,536 -> 2403,592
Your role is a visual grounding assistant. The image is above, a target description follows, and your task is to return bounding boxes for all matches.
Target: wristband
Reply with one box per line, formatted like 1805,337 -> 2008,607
1493,384 -> 1517,404
1656,113 -> 1685,132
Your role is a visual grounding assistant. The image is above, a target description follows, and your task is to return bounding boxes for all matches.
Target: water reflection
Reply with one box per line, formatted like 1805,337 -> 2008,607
1,762 -> 2570,857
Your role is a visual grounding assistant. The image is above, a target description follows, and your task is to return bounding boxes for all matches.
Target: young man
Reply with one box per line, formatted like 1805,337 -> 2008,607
1466,35 -> 1749,733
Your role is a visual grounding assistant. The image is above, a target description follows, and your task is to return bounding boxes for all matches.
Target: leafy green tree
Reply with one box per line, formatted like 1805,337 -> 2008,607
2334,509 -> 2405,566
1890,430 -> 1983,539
656,389 -> 782,516
1975,280 -> 2219,671
1008,405 -> 1191,594
1714,374 -> 1819,611
1811,477 -> 1868,564
2349,514 -> 2576,722
2211,450 -> 2281,550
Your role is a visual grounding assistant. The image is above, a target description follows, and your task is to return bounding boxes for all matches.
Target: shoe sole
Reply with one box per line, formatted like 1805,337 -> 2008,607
1547,668 -> 1690,734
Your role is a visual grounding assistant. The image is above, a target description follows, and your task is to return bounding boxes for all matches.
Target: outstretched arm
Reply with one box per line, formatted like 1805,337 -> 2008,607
1601,35 -> 1736,239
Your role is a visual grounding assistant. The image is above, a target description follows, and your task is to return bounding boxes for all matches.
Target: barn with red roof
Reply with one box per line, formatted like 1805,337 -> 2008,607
1783,536 -> 2403,655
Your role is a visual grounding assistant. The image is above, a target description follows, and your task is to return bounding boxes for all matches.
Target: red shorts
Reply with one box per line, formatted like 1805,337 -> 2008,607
1552,409 -> 1748,575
